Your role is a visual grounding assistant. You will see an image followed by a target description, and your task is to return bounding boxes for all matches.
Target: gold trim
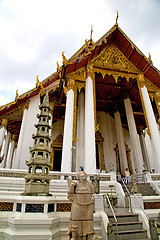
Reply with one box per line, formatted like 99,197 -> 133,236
126,143 -> 134,174
95,131 -> 105,171
0,100 -> 30,122
66,67 -> 86,81
15,90 -> 19,101
72,82 -> 77,144
91,72 -> 97,131
114,146 -> 120,174
77,82 -> 85,93
0,119 -> 8,129
62,51 -> 67,66
93,67 -> 138,83
92,44 -> 138,72
87,63 -> 94,79
155,92 -> 160,117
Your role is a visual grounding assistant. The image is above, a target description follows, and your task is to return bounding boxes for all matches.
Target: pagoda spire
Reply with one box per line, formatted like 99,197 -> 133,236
24,91 -> 52,196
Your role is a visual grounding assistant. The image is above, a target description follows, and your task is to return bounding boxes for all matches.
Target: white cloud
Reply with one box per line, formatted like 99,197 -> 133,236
0,0 -> 160,104
0,94 -> 10,106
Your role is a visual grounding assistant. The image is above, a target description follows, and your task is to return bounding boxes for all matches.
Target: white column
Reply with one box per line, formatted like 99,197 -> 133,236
1,131 -> 11,168
139,130 -> 151,172
13,108 -> 28,169
140,84 -> 160,171
76,92 -> 85,170
124,97 -> 144,173
6,135 -> 16,169
61,88 -> 74,172
13,95 -> 39,169
0,119 -> 7,152
85,76 -> 96,173
114,111 -> 128,174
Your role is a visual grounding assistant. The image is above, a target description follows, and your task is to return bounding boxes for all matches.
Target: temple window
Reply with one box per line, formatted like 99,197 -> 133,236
42,127 -> 45,131
39,138 -> 44,144
35,166 -> 42,173
29,166 -> 32,173
38,152 -> 43,157
32,152 -> 35,158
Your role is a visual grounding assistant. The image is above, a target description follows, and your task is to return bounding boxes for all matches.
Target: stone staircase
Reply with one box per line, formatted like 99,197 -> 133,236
137,183 -> 158,196
122,182 -> 158,196
107,211 -> 150,239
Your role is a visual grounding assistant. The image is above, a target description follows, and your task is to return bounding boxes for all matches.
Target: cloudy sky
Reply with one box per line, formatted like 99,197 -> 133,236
0,0 -> 160,105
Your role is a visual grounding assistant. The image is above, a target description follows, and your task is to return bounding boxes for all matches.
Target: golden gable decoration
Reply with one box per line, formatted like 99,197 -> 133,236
66,67 -> 86,81
0,100 -> 30,122
51,134 -> 63,148
92,44 -> 137,72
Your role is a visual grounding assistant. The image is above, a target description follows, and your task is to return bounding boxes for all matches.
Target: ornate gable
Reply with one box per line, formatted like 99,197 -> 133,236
51,134 -> 63,148
92,44 -> 138,73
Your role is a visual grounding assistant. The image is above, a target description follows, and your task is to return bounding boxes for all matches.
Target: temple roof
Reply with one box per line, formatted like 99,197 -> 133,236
0,24 -> 160,134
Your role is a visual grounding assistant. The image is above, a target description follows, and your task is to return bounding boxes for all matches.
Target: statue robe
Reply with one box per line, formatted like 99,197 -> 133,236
67,180 -> 95,237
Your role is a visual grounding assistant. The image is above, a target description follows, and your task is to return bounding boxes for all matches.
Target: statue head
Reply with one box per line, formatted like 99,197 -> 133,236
76,170 -> 87,182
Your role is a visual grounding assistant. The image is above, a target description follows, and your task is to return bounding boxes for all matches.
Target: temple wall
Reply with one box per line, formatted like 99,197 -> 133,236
13,95 -> 40,170
45,79 -> 60,90
51,120 -> 64,142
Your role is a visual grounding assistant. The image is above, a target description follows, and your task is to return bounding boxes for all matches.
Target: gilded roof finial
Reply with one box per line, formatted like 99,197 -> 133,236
90,25 -> 93,41
148,52 -> 153,64
40,82 -> 44,94
15,89 -> 19,101
116,10 -> 119,25
62,51 -> 67,65
57,61 -> 60,71
85,39 -> 90,53
36,75 -> 39,87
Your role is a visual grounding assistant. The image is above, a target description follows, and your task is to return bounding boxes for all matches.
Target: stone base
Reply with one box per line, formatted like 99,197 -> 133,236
24,182 -> 50,196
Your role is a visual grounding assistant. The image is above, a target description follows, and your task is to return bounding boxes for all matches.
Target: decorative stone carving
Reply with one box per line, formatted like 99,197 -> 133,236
67,171 -> 95,240
92,45 -> 137,72
23,92 -> 52,196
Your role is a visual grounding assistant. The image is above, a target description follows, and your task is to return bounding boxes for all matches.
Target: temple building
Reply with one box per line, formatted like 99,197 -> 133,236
0,22 -> 160,177
1,19 -> 160,239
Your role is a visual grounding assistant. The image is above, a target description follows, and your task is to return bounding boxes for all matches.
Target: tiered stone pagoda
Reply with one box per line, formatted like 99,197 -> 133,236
24,92 -> 52,195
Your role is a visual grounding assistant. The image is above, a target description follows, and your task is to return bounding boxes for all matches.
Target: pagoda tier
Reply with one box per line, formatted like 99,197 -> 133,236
24,92 -> 52,196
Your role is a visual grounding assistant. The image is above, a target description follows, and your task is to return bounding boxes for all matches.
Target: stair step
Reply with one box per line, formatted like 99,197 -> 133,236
108,214 -> 138,223
117,229 -> 147,239
122,182 -> 158,196
112,221 -> 143,231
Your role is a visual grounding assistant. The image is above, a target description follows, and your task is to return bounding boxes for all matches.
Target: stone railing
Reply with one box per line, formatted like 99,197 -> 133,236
151,173 -> 160,181
0,168 -> 112,181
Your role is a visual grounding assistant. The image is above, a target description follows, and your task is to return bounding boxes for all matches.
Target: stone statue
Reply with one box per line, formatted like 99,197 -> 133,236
67,171 -> 95,240
107,222 -> 116,240
131,175 -> 138,194
92,175 -> 100,194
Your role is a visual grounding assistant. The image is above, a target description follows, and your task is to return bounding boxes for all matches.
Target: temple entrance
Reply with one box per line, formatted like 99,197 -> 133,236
114,143 -> 133,175
50,134 -> 63,171
95,131 -> 105,171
